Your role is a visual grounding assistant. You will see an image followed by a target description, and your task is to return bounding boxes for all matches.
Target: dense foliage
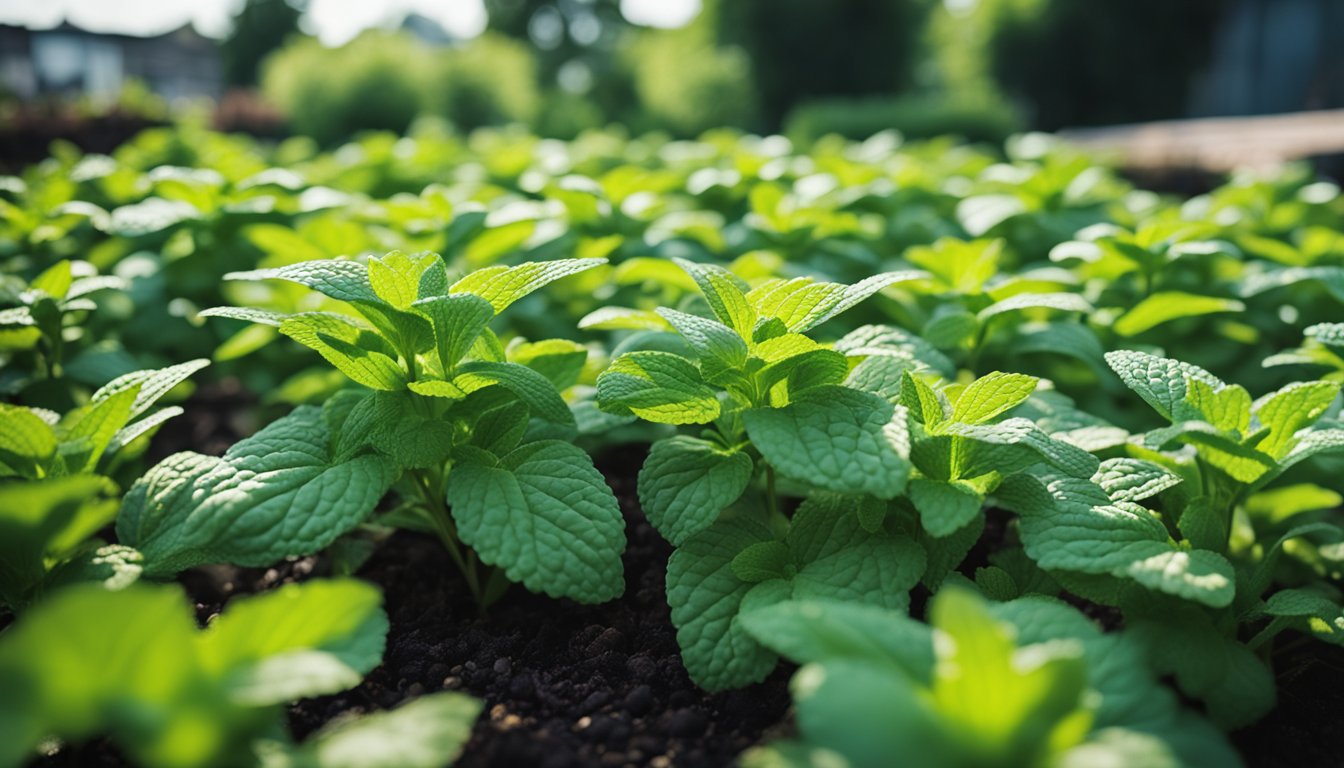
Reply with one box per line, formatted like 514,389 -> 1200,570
2,122 -> 1343,767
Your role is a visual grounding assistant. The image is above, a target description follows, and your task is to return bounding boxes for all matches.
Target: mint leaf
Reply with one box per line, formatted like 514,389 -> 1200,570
1104,350 -> 1223,422
949,371 -> 1038,424
673,258 -> 756,337
450,258 -> 605,312
446,440 -> 625,603
1112,292 -> 1244,336
909,477 -> 983,538
0,404 -> 57,479
199,579 -> 387,706
744,386 -> 911,499
666,517 -> 779,691
637,436 -> 753,546
369,251 -> 442,310
454,361 -> 575,426
596,351 -> 721,424
228,260 -> 380,304
412,294 -> 494,373
118,407 -> 400,576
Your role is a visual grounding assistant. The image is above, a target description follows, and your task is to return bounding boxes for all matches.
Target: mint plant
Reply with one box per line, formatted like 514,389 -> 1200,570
0,259 -> 127,386
738,589 -> 1238,768
993,349 -> 1344,726
164,252 -> 627,606
0,578 -> 480,768
591,260 -> 935,688
592,258 -> 925,544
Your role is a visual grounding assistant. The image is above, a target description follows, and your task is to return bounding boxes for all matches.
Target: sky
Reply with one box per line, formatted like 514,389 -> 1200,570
0,0 -> 700,44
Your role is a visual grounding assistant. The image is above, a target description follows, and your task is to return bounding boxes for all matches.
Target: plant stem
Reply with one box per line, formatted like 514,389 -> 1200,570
412,469 -> 485,606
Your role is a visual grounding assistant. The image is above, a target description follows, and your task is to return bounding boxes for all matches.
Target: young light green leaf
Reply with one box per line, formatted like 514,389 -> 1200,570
673,258 -> 756,337
0,404 -> 57,479
596,351 -> 720,424
577,306 -> 673,331
446,440 -> 625,603
279,314 -> 406,391
1112,292 -> 1244,337
1252,380 -> 1339,458
368,251 -> 443,310
977,292 -> 1093,323
949,371 -> 1039,425
449,258 -> 605,313
91,359 -> 210,421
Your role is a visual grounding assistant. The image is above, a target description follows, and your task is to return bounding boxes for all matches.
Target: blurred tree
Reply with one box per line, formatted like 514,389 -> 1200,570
623,24 -> 757,136
708,0 -> 936,128
989,0 -> 1224,129
221,0 -> 303,87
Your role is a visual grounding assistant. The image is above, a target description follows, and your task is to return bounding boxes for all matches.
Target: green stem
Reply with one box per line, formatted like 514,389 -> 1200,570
412,469 -> 484,606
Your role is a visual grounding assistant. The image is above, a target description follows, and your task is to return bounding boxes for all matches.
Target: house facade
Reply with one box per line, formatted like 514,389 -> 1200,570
0,21 -> 221,104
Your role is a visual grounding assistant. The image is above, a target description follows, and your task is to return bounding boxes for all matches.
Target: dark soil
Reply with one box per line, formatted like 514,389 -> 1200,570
1233,638 -> 1344,767
286,451 -> 794,768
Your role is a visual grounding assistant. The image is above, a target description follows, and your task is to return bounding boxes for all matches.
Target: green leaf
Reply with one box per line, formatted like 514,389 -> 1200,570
412,294 -> 494,373
977,292 -> 1093,323
909,477 -> 984,538
199,306 -> 290,327
744,386 -> 911,499
280,314 -> 406,391
59,386 -> 139,474
738,599 -> 934,681
118,407 -> 400,576
336,391 -> 455,468
509,338 -> 588,389
1112,292 -> 1244,337
667,517 -> 780,691
657,307 -> 748,380
1104,350 -> 1223,422
449,258 -> 605,313
0,404 -> 57,479
637,436 -> 753,546
1252,381 -> 1340,459
368,251 -> 443,310
91,359 -> 210,422
732,540 -> 794,582
997,473 -> 1233,608
228,260 -> 381,305
454,361 -> 575,426
748,272 -> 924,333
1184,379 -> 1251,433
0,475 -> 116,608
673,258 -> 756,337
446,440 -> 625,603
1093,458 -> 1181,502
1130,612 -> 1275,729
950,371 -> 1038,425
578,306 -> 672,331
596,351 -> 720,425
945,418 -> 1100,479
30,259 -> 73,299
291,693 -> 482,768
199,579 -> 387,706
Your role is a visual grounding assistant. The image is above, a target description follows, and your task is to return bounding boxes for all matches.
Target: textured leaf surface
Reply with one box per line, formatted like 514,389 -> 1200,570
447,440 -> 625,603
450,258 -> 605,312
118,407 -> 399,576
744,386 -> 911,499
596,351 -> 720,424
296,693 -> 482,768
637,436 -> 753,545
